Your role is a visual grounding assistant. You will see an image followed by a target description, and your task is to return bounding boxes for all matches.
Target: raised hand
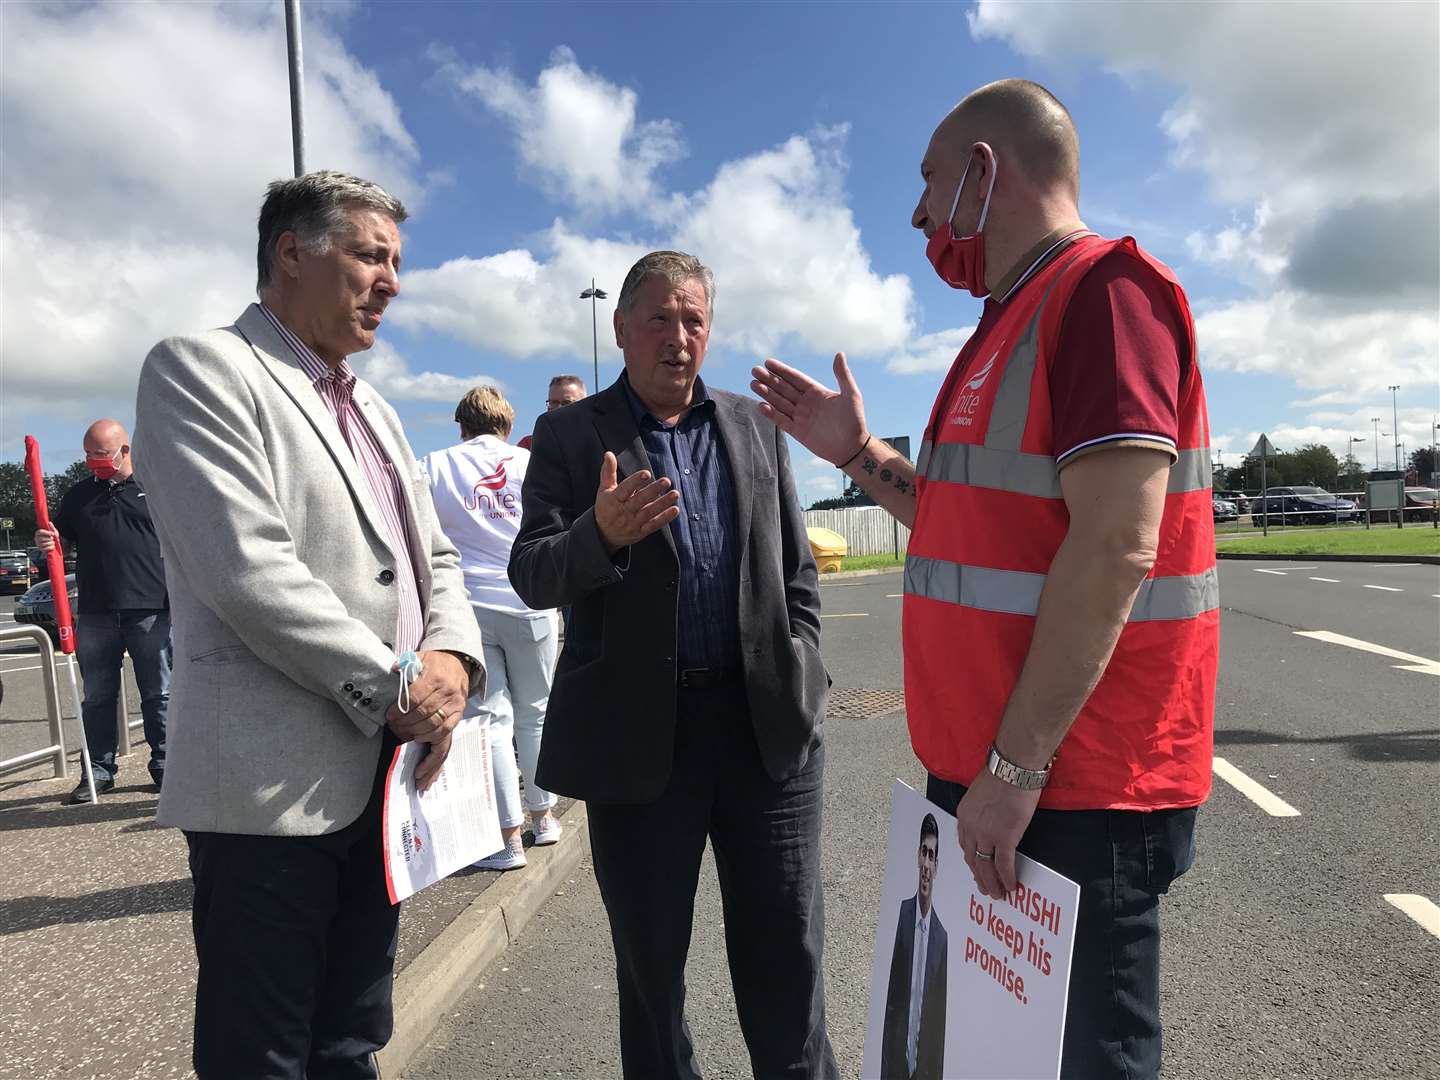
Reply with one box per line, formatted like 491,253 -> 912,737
594,452 -> 681,554
751,352 -> 868,466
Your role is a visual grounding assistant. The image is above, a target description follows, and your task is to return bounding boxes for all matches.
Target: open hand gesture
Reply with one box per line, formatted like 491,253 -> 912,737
594,452 -> 681,554
751,352 -> 868,466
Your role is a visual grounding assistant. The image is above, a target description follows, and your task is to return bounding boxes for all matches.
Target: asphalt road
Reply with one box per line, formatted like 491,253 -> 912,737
402,563 -> 1439,1080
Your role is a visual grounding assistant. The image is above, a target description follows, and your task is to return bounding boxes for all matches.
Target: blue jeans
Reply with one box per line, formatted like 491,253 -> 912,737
927,775 -> 1197,1080
76,609 -> 172,781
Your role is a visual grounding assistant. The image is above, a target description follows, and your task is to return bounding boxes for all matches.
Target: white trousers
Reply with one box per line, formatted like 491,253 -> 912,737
466,606 -> 559,827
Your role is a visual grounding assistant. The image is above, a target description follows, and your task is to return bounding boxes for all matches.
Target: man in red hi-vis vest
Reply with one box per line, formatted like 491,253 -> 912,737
753,79 -> 1216,1080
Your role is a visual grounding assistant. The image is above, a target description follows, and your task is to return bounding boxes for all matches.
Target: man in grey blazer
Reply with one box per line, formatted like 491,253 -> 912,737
133,171 -> 484,1080
510,251 -> 838,1079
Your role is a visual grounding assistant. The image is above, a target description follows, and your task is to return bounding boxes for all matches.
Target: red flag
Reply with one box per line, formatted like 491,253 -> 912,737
23,436 -> 76,655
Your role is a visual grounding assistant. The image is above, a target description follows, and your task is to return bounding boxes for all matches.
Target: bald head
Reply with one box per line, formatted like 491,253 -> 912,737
936,79 -> 1079,201
83,419 -> 133,480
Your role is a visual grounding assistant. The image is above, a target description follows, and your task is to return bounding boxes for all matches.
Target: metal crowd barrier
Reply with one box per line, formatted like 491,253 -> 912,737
0,624 -> 69,779
0,628 -> 142,779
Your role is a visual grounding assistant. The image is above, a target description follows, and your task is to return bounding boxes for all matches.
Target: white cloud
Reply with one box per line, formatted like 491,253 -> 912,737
352,342 -> 499,403
443,45 -> 684,216
969,0 -> 1439,404
396,119 -> 919,366
0,1 -> 430,413
885,327 -> 976,375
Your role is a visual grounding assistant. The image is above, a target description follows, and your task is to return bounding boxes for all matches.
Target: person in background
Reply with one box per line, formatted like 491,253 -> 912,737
36,418 -> 170,803
516,374 -> 587,450
424,386 -> 562,870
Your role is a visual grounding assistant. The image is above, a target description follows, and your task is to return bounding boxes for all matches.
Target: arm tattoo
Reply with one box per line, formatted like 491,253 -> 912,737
861,455 -> 878,475
894,476 -> 913,496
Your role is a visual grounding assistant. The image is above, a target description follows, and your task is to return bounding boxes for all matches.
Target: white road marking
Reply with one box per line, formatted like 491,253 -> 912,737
1253,569 -> 1290,575
1212,757 -> 1302,817
1308,577 -> 1342,583
1383,894 -> 1440,939
821,613 -> 868,619
0,664 -> 43,675
886,593 -> 904,598
1372,563 -> 1420,568
1363,584 -> 1404,592
1293,630 -> 1440,677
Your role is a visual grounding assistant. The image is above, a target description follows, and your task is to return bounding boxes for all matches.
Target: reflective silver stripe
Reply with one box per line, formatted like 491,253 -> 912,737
916,439 -> 932,475
984,255 -> 1083,453
905,556 -> 1218,621
905,557 -> 1047,616
1169,447 -> 1213,494
1128,566 -> 1219,621
921,441 -> 1061,498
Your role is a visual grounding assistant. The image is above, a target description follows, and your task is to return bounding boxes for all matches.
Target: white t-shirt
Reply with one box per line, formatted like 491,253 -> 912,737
422,435 -> 545,617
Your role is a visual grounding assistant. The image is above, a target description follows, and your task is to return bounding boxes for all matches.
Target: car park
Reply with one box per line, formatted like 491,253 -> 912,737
1249,486 -> 1362,527
1214,489 -> 1250,514
0,550 -> 34,593
14,574 -> 78,646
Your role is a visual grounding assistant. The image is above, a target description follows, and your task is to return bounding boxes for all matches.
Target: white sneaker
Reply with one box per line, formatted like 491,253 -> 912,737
532,812 -> 562,846
473,835 -> 526,871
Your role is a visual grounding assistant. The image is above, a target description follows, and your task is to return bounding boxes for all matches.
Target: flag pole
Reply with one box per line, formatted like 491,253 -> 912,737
24,437 -> 97,804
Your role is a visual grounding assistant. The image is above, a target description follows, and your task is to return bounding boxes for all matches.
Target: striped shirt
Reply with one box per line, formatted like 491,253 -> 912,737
259,305 -> 424,654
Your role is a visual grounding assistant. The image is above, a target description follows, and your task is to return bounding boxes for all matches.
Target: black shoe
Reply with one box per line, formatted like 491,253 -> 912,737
148,769 -> 165,792
66,775 -> 116,805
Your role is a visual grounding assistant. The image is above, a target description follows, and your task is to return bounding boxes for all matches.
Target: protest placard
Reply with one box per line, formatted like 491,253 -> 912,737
861,780 -> 1080,1080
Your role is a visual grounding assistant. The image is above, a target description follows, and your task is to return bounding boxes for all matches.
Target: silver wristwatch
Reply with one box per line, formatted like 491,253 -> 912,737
986,743 -> 1054,790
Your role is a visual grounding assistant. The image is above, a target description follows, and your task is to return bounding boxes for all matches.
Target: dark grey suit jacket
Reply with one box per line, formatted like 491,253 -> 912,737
508,378 -> 828,804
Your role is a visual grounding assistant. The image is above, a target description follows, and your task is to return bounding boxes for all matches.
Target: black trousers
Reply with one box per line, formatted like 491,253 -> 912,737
588,682 -> 839,1080
927,776 -> 1197,1080
185,739 -> 400,1080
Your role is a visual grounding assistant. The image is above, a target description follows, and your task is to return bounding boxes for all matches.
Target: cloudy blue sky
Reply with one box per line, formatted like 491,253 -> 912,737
2,0 -> 1437,505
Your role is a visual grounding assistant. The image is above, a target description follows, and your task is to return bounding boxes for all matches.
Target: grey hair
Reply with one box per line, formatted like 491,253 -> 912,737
615,250 -> 715,318
256,170 -> 408,291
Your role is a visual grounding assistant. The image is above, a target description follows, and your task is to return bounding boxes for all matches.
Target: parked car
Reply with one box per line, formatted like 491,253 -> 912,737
27,545 -> 76,574
1367,487 -> 1440,524
1212,497 -> 1239,522
0,550 -> 35,594
1215,489 -> 1250,514
14,574 -> 77,646
1250,486 -> 1362,526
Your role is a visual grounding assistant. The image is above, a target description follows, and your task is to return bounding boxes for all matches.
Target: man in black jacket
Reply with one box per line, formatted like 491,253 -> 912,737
881,813 -> 948,1080
510,251 -> 836,1080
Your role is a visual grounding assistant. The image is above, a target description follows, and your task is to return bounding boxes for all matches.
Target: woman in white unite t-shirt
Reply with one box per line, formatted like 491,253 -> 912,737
422,386 -> 561,870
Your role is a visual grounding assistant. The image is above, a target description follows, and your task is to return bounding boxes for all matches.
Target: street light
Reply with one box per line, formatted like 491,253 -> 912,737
1371,417 -> 1383,470
1389,385 -> 1401,471
579,279 -> 609,391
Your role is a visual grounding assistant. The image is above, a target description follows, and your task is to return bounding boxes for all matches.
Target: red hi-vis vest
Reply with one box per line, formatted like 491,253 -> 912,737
903,236 -> 1217,811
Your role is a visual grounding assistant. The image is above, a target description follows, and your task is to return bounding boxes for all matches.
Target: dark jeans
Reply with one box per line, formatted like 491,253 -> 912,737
588,682 -> 838,1080
184,738 -> 399,1080
76,609 -> 171,781
927,776 -> 1197,1080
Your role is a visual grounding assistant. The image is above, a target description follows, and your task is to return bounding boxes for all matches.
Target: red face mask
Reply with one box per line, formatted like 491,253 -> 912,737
85,449 -> 122,481
925,153 -> 998,298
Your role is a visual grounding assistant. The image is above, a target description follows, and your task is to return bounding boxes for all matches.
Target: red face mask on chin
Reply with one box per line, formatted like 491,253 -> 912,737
85,449 -> 122,481
925,153 -> 998,298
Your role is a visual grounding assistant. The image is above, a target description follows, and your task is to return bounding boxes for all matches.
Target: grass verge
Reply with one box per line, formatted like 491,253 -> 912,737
836,553 -> 906,572
1217,528 -> 1440,557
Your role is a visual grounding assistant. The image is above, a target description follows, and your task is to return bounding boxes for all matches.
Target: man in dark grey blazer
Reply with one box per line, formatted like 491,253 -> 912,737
510,250 -> 837,1079
134,172 -> 484,1080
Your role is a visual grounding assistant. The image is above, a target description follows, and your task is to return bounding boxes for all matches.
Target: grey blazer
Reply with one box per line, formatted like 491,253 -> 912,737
508,379 -> 828,804
133,304 -> 484,837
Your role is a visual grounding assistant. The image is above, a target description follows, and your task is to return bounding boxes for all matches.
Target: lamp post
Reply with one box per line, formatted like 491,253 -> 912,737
1389,385 -> 1401,471
1371,417 -> 1382,470
284,0 -> 306,177
579,279 -> 608,391
1347,435 -> 1365,473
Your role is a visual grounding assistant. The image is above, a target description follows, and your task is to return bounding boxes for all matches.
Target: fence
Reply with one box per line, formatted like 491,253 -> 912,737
1214,488 -> 1439,536
803,506 -> 909,558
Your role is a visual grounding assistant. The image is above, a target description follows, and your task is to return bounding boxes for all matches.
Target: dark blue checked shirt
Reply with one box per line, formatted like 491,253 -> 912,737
621,372 -> 741,670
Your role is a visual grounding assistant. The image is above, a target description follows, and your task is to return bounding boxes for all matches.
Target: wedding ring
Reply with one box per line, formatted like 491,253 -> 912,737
975,849 -> 995,861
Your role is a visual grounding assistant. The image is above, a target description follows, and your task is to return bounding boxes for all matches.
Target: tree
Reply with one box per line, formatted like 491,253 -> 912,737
806,496 -> 851,511
0,459 -> 87,548
1409,446 -> 1437,485
1284,443 -> 1341,487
